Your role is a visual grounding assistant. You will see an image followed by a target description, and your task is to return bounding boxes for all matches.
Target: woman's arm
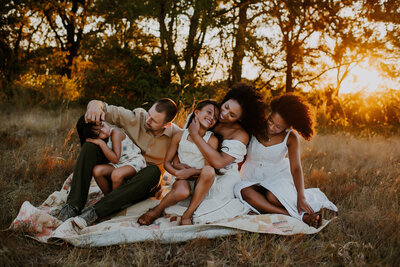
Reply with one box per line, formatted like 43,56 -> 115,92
86,129 -> 125,164
287,132 -> 314,215
188,118 -> 249,169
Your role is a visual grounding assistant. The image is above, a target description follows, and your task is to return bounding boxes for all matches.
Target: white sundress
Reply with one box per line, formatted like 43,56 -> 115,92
234,131 -> 338,221
177,129 -> 213,191
166,136 -> 250,224
106,128 -> 146,172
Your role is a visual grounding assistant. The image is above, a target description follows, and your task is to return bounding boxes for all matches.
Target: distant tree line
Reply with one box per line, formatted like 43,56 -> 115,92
1,0 -> 399,108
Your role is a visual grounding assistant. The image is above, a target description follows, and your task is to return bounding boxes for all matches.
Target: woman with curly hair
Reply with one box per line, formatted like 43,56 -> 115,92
169,83 -> 269,224
234,93 -> 338,228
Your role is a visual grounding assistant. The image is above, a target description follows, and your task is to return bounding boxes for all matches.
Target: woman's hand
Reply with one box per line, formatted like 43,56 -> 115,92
175,169 -> 194,180
188,117 -> 201,137
297,195 -> 314,215
86,138 -> 106,147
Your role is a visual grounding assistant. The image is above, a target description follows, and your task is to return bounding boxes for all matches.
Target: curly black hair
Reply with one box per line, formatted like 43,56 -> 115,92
221,83 -> 268,138
270,93 -> 315,140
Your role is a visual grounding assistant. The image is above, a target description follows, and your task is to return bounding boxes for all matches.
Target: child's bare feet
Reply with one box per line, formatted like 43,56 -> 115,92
180,216 -> 193,225
137,208 -> 161,225
302,213 -> 321,228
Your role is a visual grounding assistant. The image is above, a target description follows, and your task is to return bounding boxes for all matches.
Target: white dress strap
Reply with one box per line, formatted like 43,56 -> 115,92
284,129 -> 292,144
181,129 -> 190,141
203,131 -> 212,143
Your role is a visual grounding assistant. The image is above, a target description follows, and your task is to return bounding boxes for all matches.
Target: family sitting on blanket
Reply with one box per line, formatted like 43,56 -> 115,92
57,83 -> 337,229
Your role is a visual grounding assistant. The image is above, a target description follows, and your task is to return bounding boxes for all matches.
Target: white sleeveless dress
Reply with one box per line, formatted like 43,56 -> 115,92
166,137 -> 250,224
177,129 -> 213,191
106,128 -> 146,172
234,131 -> 338,220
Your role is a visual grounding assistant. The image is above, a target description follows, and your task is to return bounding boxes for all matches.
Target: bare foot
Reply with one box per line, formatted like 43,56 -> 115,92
137,208 -> 161,225
302,213 -> 321,228
180,216 -> 193,225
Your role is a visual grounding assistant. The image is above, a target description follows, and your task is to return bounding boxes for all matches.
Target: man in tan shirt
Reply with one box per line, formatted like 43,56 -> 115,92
58,98 -> 181,227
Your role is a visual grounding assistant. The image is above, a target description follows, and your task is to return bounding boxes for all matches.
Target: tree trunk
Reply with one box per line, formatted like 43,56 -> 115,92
285,42 -> 294,92
231,0 -> 249,85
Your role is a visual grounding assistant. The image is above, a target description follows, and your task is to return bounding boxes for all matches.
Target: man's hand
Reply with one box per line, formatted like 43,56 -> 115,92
85,100 -> 105,124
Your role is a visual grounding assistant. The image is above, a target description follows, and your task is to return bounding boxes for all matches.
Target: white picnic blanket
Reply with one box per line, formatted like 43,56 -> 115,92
9,174 -> 336,247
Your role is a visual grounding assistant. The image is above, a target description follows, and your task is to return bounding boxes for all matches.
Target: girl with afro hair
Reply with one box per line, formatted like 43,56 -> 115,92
234,93 -> 338,228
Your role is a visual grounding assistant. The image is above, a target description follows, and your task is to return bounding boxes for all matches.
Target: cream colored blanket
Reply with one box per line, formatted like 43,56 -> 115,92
10,174 -> 335,247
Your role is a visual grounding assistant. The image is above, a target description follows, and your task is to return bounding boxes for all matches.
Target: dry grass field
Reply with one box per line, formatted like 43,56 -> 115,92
0,106 -> 399,266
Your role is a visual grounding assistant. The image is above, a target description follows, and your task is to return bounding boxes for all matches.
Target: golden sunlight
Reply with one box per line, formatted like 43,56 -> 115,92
339,65 -> 397,95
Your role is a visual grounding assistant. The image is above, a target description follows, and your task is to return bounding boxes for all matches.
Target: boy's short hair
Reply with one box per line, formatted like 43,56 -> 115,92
154,98 -> 178,123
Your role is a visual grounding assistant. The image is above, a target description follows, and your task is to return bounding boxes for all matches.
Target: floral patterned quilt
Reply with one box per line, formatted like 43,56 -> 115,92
9,174 -> 335,247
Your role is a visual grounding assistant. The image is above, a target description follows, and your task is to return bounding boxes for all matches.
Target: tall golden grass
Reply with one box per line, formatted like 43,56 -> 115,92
0,105 -> 399,265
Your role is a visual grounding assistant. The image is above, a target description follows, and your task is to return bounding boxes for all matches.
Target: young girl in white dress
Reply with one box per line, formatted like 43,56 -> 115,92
137,100 -> 220,225
76,115 -> 146,195
234,94 -> 338,228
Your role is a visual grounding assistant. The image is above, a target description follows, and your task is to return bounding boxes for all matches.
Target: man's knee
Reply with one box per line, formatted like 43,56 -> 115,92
142,165 -> 161,183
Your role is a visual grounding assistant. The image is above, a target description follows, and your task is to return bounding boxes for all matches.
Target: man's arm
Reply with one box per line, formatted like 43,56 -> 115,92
85,100 -> 141,130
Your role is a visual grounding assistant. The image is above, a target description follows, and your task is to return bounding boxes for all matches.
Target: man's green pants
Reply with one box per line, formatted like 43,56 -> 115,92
66,142 -> 161,218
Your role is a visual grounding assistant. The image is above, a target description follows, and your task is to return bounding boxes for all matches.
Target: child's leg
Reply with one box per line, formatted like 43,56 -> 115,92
110,165 -> 136,191
93,164 -> 114,195
241,185 -> 290,215
138,180 -> 190,225
181,166 -> 215,225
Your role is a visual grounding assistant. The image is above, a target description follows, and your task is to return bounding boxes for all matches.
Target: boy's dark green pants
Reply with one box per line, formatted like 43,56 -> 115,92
66,142 -> 161,218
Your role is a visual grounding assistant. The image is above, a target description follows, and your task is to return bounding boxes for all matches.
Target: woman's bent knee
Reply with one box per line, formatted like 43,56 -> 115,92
240,187 -> 253,200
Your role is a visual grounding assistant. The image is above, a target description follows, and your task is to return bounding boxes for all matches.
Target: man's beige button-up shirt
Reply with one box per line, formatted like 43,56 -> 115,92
102,102 -> 181,175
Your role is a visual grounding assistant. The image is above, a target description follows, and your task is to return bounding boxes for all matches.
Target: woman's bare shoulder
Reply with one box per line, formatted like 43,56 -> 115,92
230,127 -> 249,145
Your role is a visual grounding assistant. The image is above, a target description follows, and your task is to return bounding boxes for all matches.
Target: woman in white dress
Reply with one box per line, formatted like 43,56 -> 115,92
234,94 -> 338,228
137,100 -> 220,225
187,83 -> 269,224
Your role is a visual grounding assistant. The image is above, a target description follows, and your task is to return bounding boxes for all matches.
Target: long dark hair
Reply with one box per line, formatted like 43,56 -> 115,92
220,83 -> 268,138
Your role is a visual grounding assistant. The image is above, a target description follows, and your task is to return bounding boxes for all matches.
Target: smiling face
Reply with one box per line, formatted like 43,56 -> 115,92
92,121 -> 111,139
219,99 -> 242,123
267,112 -> 289,135
194,104 -> 219,129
